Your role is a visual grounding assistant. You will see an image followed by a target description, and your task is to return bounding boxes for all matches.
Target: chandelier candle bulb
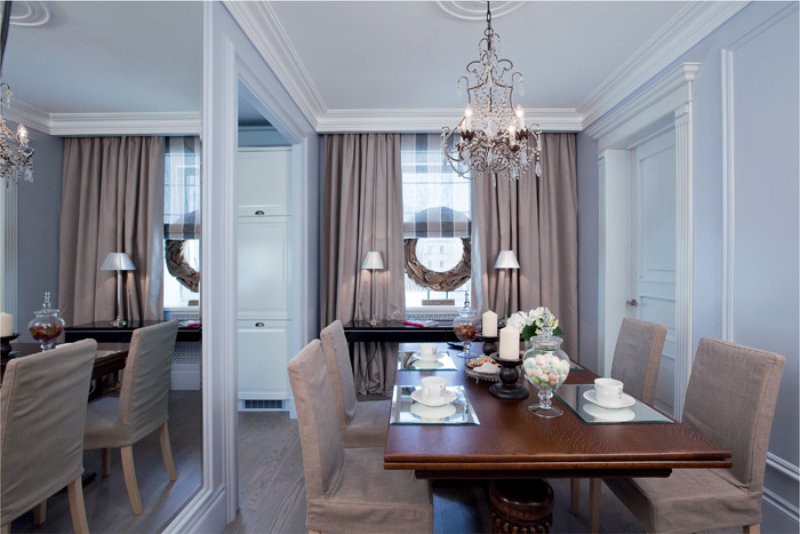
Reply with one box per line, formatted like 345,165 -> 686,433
499,325 -> 520,360
482,310 -> 498,338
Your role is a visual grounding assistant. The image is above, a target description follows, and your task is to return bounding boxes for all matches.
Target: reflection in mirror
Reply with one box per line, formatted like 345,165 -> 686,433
1,2 -> 204,532
227,82 -> 307,531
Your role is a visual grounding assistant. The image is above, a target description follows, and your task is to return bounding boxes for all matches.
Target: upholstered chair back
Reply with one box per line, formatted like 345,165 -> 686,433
118,321 -> 179,444
610,318 -> 666,404
683,338 -> 785,493
320,320 -> 357,426
1,339 -> 97,522
288,340 -> 345,500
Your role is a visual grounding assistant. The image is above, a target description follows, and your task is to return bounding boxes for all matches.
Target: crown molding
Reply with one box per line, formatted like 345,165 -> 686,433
224,1 -> 326,130
317,108 -> 583,133
48,112 -> 201,136
578,1 -> 747,129
4,98 -> 51,133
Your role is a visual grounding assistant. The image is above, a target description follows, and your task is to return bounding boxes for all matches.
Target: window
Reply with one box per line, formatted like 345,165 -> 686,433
401,134 -> 471,310
163,136 -> 201,309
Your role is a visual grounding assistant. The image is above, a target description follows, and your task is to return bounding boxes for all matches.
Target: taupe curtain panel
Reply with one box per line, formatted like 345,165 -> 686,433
472,133 -> 578,358
321,134 -> 405,395
59,136 -> 165,325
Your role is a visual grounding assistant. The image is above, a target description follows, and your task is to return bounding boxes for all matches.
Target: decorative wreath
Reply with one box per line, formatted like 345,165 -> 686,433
404,238 -> 471,292
166,239 -> 201,292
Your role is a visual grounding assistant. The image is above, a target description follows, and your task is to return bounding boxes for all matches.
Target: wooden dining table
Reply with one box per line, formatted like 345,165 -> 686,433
384,344 -> 732,531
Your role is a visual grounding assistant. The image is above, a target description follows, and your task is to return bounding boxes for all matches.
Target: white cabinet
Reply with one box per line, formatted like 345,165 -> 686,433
236,147 -> 292,405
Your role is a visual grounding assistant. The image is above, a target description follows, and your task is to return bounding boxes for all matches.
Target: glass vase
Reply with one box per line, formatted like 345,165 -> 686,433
522,335 -> 570,418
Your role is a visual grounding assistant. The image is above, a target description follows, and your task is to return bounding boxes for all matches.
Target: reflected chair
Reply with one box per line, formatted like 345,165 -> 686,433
1,340 -> 97,534
571,317 -> 666,531
603,337 -> 785,533
83,321 -> 179,515
289,340 -> 433,533
320,320 -> 390,448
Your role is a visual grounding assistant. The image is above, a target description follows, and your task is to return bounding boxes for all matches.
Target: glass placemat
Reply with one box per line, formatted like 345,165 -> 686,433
390,385 -> 480,426
556,384 -> 673,424
397,351 -> 458,371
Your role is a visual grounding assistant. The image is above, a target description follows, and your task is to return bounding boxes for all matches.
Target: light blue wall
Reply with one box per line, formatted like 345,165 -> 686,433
12,124 -> 63,340
577,3 -> 799,529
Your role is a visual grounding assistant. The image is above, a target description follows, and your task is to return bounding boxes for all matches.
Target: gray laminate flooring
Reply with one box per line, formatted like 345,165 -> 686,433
11,391 -> 203,534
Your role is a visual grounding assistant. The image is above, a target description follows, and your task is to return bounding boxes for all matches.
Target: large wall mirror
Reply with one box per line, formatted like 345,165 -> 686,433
1,2 -> 204,531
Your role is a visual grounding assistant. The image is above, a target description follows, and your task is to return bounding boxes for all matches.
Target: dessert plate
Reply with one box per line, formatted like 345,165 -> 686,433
583,389 -> 636,409
410,389 -> 457,407
410,402 -> 457,421
582,403 -> 636,422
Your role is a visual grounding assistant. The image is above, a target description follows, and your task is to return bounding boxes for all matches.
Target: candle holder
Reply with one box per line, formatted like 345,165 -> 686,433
1,332 -> 20,361
489,354 -> 530,400
482,336 -> 499,355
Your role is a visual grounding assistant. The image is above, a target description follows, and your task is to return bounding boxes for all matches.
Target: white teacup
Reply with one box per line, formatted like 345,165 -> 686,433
594,377 -> 624,406
419,343 -> 438,360
420,376 -> 447,402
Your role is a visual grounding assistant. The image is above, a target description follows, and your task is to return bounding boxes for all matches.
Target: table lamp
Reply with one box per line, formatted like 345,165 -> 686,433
494,250 -> 520,320
361,251 -> 384,326
100,252 -> 136,327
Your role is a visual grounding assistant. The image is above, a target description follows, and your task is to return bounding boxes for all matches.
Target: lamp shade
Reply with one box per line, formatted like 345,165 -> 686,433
100,252 -> 136,271
361,251 -> 385,270
494,250 -> 520,269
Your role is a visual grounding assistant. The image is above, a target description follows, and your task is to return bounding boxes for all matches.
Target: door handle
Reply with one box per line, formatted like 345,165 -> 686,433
255,322 -> 265,327
254,210 -> 265,216
626,298 -> 638,307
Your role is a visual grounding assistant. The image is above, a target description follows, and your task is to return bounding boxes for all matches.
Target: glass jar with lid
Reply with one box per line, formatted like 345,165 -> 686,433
522,319 -> 570,418
453,292 -> 480,358
28,292 -> 65,351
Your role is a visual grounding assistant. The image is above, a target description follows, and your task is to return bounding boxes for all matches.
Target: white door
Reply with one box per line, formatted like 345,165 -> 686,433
629,129 -> 677,415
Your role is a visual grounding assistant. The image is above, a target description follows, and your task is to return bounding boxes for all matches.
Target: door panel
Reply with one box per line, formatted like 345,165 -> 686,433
237,217 -> 289,320
236,148 -> 291,217
237,320 -> 289,399
631,130 -> 676,414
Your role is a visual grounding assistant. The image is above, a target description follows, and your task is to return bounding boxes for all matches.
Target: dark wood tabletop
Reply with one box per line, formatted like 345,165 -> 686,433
384,348 -> 732,479
343,319 -> 461,343
65,320 -> 201,343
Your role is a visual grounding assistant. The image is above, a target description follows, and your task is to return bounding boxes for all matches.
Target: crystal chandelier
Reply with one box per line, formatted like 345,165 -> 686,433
0,1 -> 34,185
442,1 -> 542,182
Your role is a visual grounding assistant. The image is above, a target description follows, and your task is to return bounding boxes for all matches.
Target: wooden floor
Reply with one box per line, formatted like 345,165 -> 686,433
11,391 -> 203,534
228,406 -> 739,534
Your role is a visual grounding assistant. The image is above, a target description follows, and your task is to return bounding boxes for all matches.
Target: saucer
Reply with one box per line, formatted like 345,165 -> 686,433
414,351 -> 444,362
410,388 -> 457,407
583,389 -> 636,409
582,403 -> 636,422
410,402 -> 457,421
412,359 -> 444,370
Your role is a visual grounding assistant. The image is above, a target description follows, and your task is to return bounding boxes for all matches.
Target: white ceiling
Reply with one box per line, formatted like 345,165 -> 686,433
269,1 -> 688,111
2,1 -> 203,114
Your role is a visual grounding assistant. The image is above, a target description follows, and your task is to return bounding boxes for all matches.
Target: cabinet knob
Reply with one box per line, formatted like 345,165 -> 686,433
255,210 -> 265,216
255,322 -> 265,327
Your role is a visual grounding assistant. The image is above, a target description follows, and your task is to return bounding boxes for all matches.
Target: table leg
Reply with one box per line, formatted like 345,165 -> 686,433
489,479 -> 554,533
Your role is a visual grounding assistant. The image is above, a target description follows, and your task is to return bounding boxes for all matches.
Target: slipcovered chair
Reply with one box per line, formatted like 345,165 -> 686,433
288,340 -> 433,533
573,317 -> 667,529
603,337 -> 785,533
1,339 -> 97,534
83,321 -> 180,515
320,320 -> 390,448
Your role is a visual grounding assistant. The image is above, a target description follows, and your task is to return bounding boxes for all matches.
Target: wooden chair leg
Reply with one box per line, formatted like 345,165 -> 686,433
570,478 -> 580,514
120,445 -> 144,515
590,478 -> 601,534
33,500 -> 47,524
1,523 -> 9,534
101,448 -> 111,476
159,422 -> 178,481
67,477 -> 89,534
743,524 -> 760,534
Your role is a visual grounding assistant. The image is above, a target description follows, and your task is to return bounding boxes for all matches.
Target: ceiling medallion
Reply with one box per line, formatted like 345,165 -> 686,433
442,1 -> 542,182
436,1 -> 524,21
9,0 -> 50,27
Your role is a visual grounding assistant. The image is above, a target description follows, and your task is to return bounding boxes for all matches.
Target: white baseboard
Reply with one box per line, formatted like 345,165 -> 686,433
163,486 -> 227,534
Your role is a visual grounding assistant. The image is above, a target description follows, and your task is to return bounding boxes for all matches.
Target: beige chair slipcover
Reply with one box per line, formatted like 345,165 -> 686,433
1,339 -> 97,533
288,340 -> 433,533
604,337 -> 785,533
83,321 -> 179,515
574,317 -> 667,527
320,320 -> 390,448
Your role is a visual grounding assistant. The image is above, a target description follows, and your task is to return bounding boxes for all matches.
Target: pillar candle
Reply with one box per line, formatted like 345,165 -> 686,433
0,312 -> 13,337
499,325 -> 520,360
482,310 -> 498,338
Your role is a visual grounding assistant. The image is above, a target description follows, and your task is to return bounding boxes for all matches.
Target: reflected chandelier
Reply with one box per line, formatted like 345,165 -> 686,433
442,1 -> 542,182
0,1 -> 34,185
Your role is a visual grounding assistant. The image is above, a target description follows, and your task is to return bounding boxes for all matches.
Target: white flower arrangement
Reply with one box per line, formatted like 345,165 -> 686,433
506,306 -> 561,341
